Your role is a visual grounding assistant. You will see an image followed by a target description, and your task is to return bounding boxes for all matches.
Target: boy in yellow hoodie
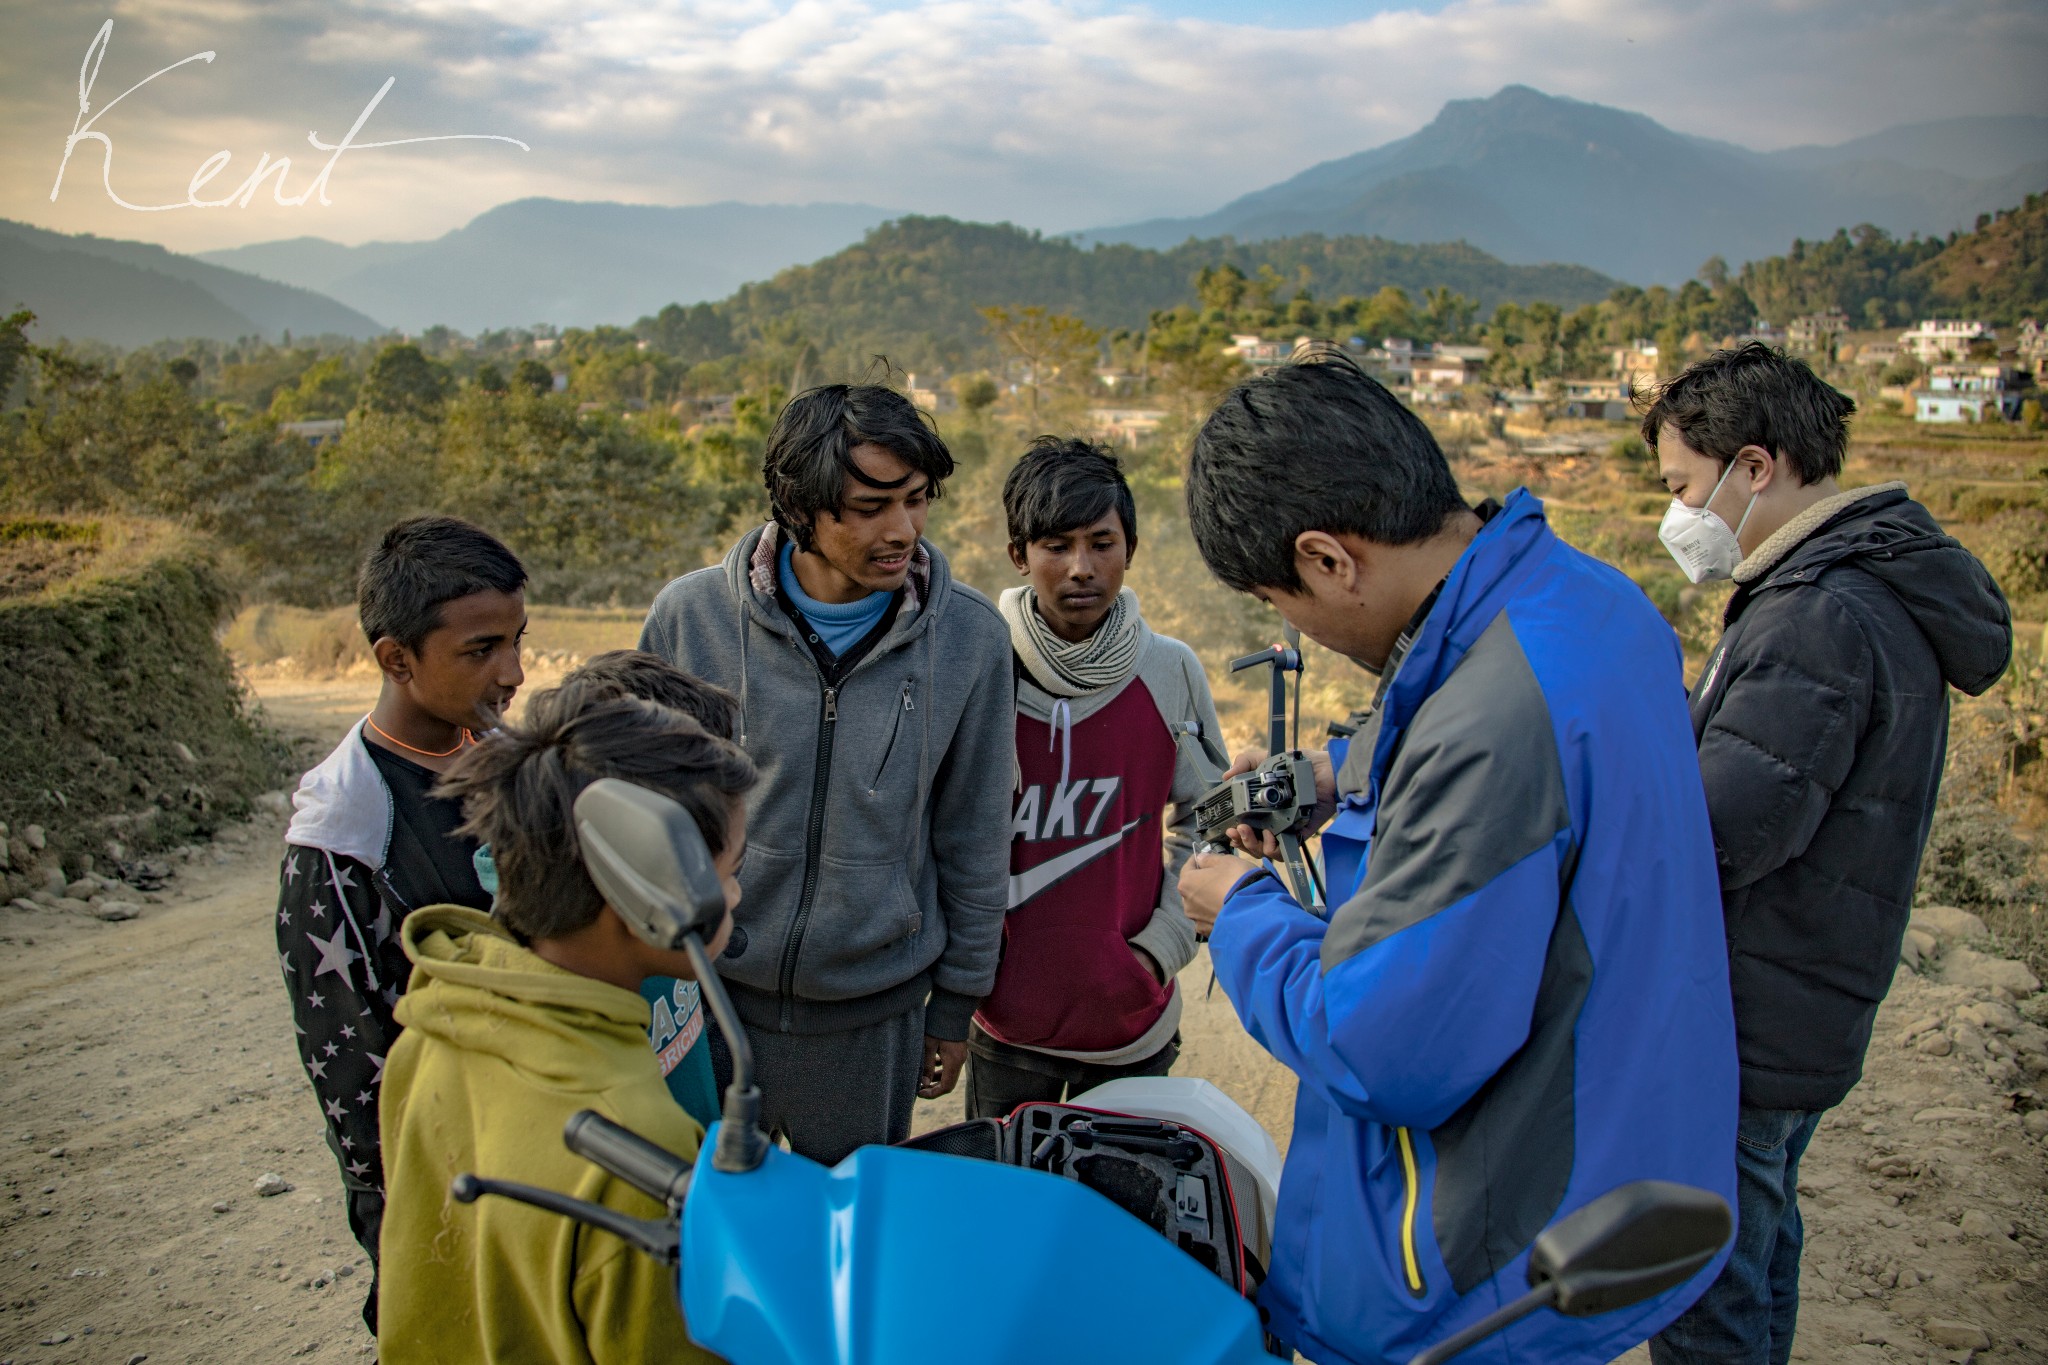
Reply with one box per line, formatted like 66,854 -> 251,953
377,686 -> 756,1364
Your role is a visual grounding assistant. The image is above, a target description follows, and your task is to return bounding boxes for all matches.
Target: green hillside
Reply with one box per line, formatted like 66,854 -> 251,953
653,216 -> 1617,372
1733,190 -> 2048,328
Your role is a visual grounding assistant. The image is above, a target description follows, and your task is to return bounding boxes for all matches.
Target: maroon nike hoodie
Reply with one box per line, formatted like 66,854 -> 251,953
976,594 -> 1228,1064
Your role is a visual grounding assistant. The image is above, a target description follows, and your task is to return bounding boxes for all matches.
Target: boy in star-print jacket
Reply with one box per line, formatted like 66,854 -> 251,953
275,516 -> 527,1331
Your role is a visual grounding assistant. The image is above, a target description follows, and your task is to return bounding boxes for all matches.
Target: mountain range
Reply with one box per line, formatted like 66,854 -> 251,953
4,87 -> 2042,346
1081,88 -> 2048,286
0,218 -> 384,348
197,200 -> 898,335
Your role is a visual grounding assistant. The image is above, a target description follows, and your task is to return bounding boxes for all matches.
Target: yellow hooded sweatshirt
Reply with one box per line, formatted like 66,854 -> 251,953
378,905 -> 717,1365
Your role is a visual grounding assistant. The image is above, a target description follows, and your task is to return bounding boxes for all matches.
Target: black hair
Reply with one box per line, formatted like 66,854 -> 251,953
559,649 -> 739,740
437,693 -> 756,942
1186,356 -> 1467,593
357,515 -> 527,652
1638,343 -> 1855,485
762,384 -> 953,552
1003,436 -> 1139,558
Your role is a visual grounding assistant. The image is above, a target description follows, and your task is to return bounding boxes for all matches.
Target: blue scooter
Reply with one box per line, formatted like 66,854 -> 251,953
453,779 -> 1730,1365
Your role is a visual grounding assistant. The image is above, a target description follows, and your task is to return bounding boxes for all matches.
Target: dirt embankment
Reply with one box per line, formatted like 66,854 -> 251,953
1,677 -> 2044,1365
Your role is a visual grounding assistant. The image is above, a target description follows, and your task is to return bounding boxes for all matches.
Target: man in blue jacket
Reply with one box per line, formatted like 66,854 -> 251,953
1176,356 -> 1739,1365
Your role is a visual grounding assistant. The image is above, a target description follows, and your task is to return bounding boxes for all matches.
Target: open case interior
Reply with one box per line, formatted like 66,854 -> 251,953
903,1103 -> 1255,1296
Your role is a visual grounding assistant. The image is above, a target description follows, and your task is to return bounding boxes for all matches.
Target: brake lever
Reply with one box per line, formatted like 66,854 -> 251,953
451,1173 -> 680,1266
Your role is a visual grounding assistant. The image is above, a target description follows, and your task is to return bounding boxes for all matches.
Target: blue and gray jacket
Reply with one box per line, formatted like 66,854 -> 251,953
1209,491 -> 1739,1365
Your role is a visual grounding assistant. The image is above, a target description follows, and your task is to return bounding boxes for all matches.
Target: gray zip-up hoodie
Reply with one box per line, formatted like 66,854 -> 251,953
638,524 -> 1014,1040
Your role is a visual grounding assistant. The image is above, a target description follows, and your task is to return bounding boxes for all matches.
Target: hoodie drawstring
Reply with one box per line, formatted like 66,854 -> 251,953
1050,698 -> 1073,797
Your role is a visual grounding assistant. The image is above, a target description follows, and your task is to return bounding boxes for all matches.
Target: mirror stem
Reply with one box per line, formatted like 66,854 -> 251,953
684,931 -> 769,1173
1405,1283 -> 1555,1365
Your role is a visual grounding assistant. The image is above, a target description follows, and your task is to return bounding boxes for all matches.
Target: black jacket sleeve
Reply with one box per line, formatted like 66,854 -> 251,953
1696,588 -> 1873,892
276,845 -> 404,1202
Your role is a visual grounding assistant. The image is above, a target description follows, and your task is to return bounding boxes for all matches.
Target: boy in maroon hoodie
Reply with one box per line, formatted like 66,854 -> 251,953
967,438 -> 1229,1119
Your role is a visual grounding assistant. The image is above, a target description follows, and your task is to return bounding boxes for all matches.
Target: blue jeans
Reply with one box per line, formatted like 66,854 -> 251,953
1651,1105 -> 1825,1365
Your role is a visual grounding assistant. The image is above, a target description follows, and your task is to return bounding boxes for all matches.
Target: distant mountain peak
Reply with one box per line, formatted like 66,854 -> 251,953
1080,89 -> 2045,285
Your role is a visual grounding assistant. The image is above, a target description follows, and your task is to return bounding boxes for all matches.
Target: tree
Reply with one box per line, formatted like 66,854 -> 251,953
0,309 -> 34,397
513,359 -> 555,396
951,372 -> 999,414
355,342 -> 449,418
978,306 -> 1101,424
269,356 -> 359,422
1195,264 -> 1248,314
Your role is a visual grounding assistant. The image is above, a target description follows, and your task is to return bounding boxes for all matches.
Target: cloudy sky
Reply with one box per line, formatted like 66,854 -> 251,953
6,0 -> 2044,253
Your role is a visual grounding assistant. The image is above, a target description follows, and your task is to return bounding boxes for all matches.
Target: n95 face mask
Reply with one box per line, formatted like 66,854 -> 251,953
1658,460 -> 1757,585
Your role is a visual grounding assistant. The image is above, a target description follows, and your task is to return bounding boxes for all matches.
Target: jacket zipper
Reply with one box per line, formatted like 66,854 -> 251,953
1395,1126 -> 1427,1297
777,679 -> 838,1030
868,681 -> 915,792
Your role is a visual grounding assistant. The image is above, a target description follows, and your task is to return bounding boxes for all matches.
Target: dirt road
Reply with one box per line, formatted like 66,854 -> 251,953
2,676 -> 2043,1363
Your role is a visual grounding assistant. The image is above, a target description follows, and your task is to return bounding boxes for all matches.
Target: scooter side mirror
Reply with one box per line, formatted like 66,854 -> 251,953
574,778 -> 727,949
1529,1180 -> 1732,1316
572,777 -> 769,1175
1406,1181 -> 1730,1365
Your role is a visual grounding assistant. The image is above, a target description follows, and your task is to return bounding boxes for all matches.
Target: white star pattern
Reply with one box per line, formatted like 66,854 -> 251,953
347,1159 -> 370,1178
306,924 -> 361,988
283,853 -> 302,883
355,1090 -> 373,1105
382,986 -> 399,1009
325,1098 -> 347,1121
340,1134 -> 353,1150
322,1041 -> 339,1058
371,904 -> 393,943
333,864 -> 358,893
368,1053 -> 385,1080
308,898 -> 329,920
339,1023 -> 356,1041
307,1057 -> 327,1080
277,906 -> 289,926
305,991 -> 324,1009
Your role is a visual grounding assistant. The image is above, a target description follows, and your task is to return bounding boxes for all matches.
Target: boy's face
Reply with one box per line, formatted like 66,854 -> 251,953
1007,510 -> 1131,644
802,442 -> 930,601
379,588 -> 528,730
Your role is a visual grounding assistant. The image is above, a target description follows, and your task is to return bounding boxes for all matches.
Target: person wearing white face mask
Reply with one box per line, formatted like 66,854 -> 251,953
1644,344 -> 2012,1365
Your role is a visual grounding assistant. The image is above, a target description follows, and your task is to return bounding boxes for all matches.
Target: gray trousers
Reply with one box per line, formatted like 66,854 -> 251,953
707,1003 -> 925,1166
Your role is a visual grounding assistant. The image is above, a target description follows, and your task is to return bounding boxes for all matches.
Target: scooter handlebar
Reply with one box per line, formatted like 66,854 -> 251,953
563,1110 -> 694,1208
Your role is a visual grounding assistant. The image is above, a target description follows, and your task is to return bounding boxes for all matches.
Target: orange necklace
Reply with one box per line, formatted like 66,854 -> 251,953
366,715 -> 476,759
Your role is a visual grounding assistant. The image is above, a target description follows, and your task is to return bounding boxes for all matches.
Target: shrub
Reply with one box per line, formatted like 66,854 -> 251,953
1979,508 -> 2048,605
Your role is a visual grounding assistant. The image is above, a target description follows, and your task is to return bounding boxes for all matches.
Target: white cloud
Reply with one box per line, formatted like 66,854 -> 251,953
3,0 -> 2041,252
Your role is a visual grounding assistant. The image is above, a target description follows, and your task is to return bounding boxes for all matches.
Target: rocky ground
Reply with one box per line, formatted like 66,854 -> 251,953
1,676 -> 2044,1364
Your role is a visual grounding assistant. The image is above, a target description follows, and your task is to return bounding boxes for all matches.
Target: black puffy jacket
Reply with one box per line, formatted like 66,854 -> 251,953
1691,483 -> 2011,1112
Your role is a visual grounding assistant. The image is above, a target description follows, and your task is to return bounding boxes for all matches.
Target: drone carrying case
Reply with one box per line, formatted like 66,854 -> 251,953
901,1103 -> 1256,1296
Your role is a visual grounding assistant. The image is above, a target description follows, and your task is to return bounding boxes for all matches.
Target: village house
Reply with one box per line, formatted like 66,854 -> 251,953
1223,334 -> 1291,367
1914,364 -> 2027,423
1611,340 -> 1660,391
1854,340 -> 1902,368
1899,319 -> 1994,363
1735,319 -> 1788,348
1558,379 -> 1634,422
1787,311 -> 1850,353
1087,406 -> 1168,448
904,373 -> 954,414
280,419 -> 346,450
2014,320 -> 2047,380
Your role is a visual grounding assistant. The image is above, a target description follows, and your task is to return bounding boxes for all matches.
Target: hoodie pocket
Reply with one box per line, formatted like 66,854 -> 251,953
867,679 -> 917,793
791,857 -> 927,1000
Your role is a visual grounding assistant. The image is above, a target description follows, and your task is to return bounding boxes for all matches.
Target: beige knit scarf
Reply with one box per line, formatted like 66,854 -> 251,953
999,585 -> 1142,698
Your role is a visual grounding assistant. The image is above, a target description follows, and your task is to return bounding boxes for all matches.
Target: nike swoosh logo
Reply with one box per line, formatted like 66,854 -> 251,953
1008,816 -> 1148,908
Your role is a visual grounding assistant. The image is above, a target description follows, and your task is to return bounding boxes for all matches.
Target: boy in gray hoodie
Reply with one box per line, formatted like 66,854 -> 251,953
638,384 -> 1013,1163
968,438 -> 1228,1118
